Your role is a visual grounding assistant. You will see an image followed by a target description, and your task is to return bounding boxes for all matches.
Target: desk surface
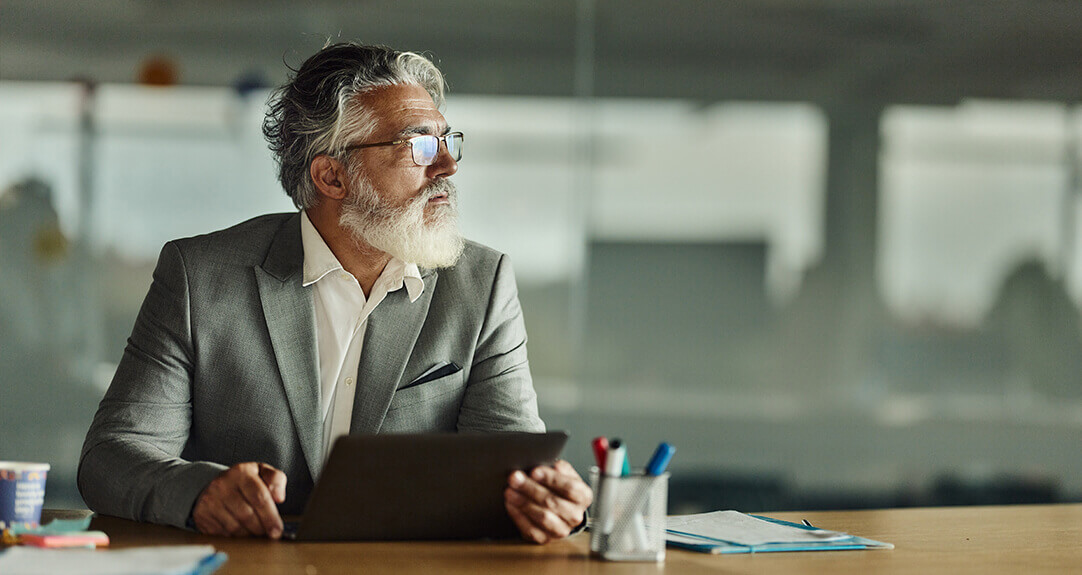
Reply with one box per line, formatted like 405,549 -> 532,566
36,504 -> 1082,574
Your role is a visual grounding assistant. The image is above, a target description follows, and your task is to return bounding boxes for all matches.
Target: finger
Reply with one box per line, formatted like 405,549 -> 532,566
506,481 -> 572,539
238,474 -> 283,538
531,466 -> 592,506
505,493 -> 549,544
552,458 -> 572,471
514,497 -> 572,539
554,459 -> 584,481
505,486 -> 528,507
222,485 -> 265,536
510,470 -> 558,506
258,463 -> 288,504
509,471 -> 583,526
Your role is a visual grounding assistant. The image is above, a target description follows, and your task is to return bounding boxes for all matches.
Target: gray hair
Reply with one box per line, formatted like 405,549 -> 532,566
263,43 -> 446,209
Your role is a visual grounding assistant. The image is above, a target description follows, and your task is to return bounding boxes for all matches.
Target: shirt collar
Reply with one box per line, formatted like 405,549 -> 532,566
299,211 -> 425,302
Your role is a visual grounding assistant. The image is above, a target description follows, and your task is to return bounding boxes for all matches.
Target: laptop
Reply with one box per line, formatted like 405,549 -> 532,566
285,431 -> 569,541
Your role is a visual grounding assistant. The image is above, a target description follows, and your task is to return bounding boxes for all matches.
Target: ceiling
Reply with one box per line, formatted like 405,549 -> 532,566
3,0 -> 1082,106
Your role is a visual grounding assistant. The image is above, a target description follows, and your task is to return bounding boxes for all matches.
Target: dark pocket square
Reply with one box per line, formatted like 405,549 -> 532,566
402,362 -> 462,390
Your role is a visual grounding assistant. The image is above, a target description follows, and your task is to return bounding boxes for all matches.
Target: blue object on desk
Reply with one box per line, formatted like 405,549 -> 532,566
6,516 -> 92,536
645,443 -> 676,476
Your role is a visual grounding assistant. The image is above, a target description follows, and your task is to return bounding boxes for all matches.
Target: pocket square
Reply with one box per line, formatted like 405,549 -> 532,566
402,362 -> 462,390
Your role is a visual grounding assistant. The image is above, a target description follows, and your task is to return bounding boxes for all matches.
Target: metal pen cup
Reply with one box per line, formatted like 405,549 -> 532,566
588,467 -> 668,562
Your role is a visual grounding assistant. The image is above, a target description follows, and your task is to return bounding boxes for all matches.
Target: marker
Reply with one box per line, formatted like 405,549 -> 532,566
592,437 -> 609,473
604,439 -> 626,478
625,442 -> 678,550
599,438 -> 626,536
645,442 -> 676,476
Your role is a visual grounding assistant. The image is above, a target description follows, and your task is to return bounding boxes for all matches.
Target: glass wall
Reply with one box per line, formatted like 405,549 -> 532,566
3,0 -> 1082,511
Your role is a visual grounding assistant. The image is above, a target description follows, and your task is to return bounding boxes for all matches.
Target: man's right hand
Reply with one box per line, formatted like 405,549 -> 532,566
192,462 -> 287,538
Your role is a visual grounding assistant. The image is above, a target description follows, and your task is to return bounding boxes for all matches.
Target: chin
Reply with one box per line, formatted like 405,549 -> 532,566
411,230 -> 465,269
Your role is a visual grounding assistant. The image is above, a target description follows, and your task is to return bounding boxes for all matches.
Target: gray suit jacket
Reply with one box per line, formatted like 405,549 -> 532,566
78,212 -> 545,528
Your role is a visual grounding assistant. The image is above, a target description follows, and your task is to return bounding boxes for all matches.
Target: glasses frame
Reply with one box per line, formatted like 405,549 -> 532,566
343,131 -> 463,166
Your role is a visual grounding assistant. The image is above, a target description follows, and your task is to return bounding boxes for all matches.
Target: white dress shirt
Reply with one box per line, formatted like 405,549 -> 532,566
300,212 -> 424,468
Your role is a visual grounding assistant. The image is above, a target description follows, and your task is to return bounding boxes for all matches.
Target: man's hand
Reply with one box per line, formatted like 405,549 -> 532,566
192,462 -> 287,538
504,459 -> 593,544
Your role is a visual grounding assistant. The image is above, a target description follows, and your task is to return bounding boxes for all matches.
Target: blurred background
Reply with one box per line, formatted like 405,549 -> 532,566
2,0 -> 1082,513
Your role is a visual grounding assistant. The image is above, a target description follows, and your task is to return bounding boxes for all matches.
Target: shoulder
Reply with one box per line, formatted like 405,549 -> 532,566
427,239 -> 521,322
166,212 -> 297,266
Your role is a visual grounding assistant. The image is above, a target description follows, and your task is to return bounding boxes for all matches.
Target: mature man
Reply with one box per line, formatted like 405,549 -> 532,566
79,43 -> 591,544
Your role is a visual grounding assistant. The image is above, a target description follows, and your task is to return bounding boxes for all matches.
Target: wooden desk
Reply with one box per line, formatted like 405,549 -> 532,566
40,504 -> 1082,574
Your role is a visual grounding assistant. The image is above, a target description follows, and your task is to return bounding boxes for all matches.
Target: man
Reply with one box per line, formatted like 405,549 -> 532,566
78,43 -> 591,544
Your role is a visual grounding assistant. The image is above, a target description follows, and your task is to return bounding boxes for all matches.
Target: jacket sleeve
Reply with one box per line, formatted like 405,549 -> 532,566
456,254 -> 546,433
78,241 -> 226,529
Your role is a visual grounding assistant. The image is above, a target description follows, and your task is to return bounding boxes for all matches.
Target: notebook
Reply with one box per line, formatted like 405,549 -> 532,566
287,432 -> 568,541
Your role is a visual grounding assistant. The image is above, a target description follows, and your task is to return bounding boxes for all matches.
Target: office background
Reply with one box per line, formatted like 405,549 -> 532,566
2,0 -> 1082,512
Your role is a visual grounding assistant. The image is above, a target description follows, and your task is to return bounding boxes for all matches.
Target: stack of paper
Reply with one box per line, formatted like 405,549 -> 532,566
665,510 -> 893,554
0,544 -> 226,575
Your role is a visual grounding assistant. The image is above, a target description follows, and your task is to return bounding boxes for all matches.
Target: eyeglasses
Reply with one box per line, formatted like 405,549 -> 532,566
344,132 -> 463,166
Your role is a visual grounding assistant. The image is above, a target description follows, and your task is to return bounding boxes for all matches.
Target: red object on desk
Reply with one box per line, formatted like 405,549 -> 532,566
20,531 -> 110,548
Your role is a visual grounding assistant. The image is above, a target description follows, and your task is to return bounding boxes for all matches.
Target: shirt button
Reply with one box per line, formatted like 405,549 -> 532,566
345,377 -> 354,386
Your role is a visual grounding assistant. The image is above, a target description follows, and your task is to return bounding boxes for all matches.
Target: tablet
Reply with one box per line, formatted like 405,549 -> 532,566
290,431 -> 569,541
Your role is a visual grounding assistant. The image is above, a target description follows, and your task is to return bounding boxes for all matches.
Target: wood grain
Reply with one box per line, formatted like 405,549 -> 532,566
29,504 -> 1081,574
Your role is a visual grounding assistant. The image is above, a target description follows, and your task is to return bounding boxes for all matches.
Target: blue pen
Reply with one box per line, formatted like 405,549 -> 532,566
645,442 -> 676,476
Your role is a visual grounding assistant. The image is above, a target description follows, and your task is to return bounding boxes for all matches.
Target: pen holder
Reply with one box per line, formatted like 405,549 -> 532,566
588,469 -> 668,562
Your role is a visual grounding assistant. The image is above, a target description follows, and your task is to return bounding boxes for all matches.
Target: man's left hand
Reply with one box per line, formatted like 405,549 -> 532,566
504,459 -> 593,544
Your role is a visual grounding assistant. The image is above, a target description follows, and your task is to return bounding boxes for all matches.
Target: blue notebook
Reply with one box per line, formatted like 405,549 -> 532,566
665,510 -> 893,554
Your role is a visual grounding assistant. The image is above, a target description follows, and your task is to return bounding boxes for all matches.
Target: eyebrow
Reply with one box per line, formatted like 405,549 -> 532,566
398,124 -> 452,138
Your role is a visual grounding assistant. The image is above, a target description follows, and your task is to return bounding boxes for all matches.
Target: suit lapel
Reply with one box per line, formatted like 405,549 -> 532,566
350,269 -> 438,434
255,213 -> 323,480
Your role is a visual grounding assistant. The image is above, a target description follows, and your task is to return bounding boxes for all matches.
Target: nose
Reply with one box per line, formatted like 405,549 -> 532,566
427,139 -> 458,178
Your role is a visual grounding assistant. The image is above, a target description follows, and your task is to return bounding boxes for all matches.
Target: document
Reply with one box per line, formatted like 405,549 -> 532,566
0,544 -> 226,575
665,510 -> 893,554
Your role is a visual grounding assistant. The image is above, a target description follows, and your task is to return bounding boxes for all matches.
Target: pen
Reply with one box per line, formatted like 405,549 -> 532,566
592,437 -> 609,473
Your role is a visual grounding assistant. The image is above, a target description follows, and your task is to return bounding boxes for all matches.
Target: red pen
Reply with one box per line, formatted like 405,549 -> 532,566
592,436 -> 609,473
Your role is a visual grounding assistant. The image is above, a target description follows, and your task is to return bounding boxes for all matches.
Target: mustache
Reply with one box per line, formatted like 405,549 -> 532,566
422,178 -> 456,200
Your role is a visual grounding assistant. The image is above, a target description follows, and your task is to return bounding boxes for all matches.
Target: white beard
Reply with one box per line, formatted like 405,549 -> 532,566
338,175 -> 465,269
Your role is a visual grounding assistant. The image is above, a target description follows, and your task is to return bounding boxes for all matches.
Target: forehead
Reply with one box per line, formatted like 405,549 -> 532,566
356,83 -> 445,138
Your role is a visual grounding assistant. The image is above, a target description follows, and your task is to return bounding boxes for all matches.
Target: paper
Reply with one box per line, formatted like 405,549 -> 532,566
0,545 -> 226,575
666,510 -> 850,546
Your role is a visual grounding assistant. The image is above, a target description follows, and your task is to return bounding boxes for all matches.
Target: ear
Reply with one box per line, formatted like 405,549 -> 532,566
309,155 -> 349,201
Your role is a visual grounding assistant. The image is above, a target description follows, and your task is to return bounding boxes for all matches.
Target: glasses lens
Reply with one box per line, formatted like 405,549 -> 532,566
411,135 -> 439,166
446,133 -> 463,161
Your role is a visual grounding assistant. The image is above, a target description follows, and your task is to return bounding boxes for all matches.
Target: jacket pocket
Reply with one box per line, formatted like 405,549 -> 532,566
387,370 -> 466,411
401,362 -> 462,390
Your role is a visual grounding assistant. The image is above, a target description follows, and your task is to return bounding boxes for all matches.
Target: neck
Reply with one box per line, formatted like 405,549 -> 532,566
306,202 -> 390,297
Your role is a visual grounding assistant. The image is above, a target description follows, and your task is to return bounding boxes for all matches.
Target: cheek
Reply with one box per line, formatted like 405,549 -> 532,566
380,172 -> 427,205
